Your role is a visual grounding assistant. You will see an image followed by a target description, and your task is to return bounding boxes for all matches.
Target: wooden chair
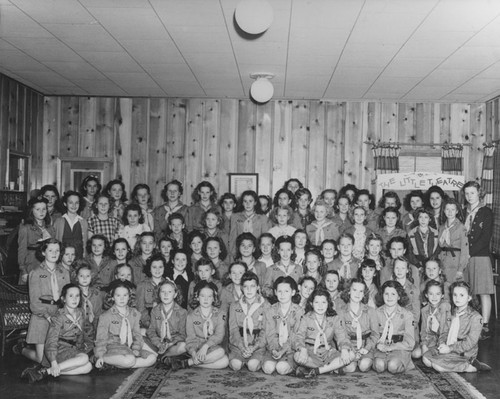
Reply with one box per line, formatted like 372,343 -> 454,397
0,277 -> 30,356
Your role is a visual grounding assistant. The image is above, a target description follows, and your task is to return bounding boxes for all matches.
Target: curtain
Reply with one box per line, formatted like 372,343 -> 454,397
371,144 -> 401,174
441,144 -> 463,175
481,144 -> 495,208
487,144 -> 500,254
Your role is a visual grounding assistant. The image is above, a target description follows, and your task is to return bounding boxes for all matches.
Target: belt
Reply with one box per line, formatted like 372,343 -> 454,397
349,332 -> 371,341
40,297 -> 57,305
59,337 -> 77,346
239,327 -> 261,337
389,334 -> 403,343
441,247 -> 461,257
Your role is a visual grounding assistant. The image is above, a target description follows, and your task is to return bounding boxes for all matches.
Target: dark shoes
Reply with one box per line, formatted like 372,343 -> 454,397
472,359 -> 492,372
12,340 -> 27,356
295,366 -> 317,379
20,364 -> 47,384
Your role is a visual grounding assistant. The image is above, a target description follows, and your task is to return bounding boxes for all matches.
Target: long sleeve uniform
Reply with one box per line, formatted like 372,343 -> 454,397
185,306 -> 226,353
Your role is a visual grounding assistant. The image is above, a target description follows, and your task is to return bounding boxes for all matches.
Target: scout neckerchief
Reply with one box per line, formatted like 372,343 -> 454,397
446,308 -> 466,346
349,306 -> 363,350
243,212 -> 255,234
314,220 -> 331,245
340,257 -> 352,280
160,304 -> 174,341
464,204 -> 481,234
313,316 -> 331,354
240,297 -> 264,347
200,308 -> 214,340
66,308 -> 83,332
379,307 -> 396,344
46,264 -> 60,302
427,305 -> 440,334
117,307 -> 133,347
82,290 -> 95,323
439,220 -> 455,247
278,304 -> 291,347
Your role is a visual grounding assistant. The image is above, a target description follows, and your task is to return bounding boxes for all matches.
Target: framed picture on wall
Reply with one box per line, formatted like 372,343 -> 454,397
228,173 -> 258,197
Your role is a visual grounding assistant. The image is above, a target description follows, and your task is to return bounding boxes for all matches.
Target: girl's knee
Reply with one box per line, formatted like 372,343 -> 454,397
373,358 -> 386,373
344,362 -> 357,373
412,347 -> 422,359
121,355 -> 137,369
229,359 -> 242,371
81,362 -> 93,374
275,361 -> 292,375
422,356 -> 432,368
387,359 -> 404,374
247,359 -> 260,372
262,361 -> 276,375
358,358 -> 372,372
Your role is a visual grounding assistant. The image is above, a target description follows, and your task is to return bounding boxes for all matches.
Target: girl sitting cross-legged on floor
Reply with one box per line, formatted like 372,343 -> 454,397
94,280 -> 157,370
293,287 -> 355,378
170,281 -> 229,371
21,284 -> 93,383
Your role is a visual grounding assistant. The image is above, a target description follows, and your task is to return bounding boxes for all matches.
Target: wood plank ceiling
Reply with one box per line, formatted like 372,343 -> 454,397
1,0 -> 500,102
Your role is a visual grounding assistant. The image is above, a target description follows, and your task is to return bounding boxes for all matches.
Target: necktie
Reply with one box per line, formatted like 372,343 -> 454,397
233,285 -> 242,301
379,308 -> 396,344
83,294 -> 95,323
313,317 -> 331,354
160,306 -> 173,341
47,267 -> 60,302
427,306 -> 440,334
350,309 -> 363,350
446,309 -> 466,346
118,309 -> 133,347
464,205 -> 480,234
201,311 -> 214,340
240,298 -> 264,347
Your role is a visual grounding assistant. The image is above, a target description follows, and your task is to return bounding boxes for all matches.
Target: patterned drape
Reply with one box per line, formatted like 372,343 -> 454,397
441,144 -> 463,175
481,144 -> 495,208
371,144 -> 401,174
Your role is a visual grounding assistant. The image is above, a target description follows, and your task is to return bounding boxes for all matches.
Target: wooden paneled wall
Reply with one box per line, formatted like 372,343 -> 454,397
40,97 -> 497,206
0,74 -> 44,189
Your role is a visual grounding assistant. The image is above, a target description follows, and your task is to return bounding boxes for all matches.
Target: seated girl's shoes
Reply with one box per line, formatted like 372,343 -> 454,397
295,366 -> 317,379
471,359 -> 492,372
12,339 -> 27,356
20,364 -> 47,384
170,358 -> 189,371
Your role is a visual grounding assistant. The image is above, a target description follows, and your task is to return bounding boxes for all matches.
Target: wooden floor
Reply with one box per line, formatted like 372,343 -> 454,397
1,319 -> 499,399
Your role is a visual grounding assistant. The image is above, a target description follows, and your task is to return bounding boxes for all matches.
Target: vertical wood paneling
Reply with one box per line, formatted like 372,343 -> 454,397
307,101 -> 326,198
271,101 -> 292,196
325,102 -> 345,193
95,97 -> 115,159
343,102 -> 363,185
31,94 -> 44,189
416,103 -> 433,144
360,102 -> 374,190
254,102 -> 273,195
0,76 -> 8,188
237,100 -> 256,174
129,98 -> 149,192
24,91 -> 32,155
470,104 -> 486,181
438,104 -> 451,143
8,79 -> 18,149
42,97 -> 60,186
290,101 -> 309,187
165,99 -> 187,200
116,99 -> 132,188
149,98 -> 168,206
494,98 -> 500,141
366,102 -> 380,141
79,97 -> 97,157
380,103 -> 398,141
398,103 -> 416,144
16,85 -> 26,152
185,99 -> 204,199
60,97 -> 80,159
202,99 -> 220,186
218,99 -> 238,196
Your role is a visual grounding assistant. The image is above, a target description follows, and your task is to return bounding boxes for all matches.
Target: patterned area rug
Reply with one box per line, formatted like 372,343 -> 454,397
112,362 -> 488,399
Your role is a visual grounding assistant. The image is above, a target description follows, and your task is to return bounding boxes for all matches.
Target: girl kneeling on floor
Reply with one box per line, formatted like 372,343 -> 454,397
174,281 -> 229,370
94,280 -> 157,369
422,281 -> 491,372
293,287 -> 355,378
147,279 -> 188,367
21,284 -> 93,383
373,280 -> 415,374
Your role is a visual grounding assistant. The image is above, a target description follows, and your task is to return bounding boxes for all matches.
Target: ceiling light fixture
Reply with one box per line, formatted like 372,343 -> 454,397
235,0 -> 274,35
250,73 -> 274,104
